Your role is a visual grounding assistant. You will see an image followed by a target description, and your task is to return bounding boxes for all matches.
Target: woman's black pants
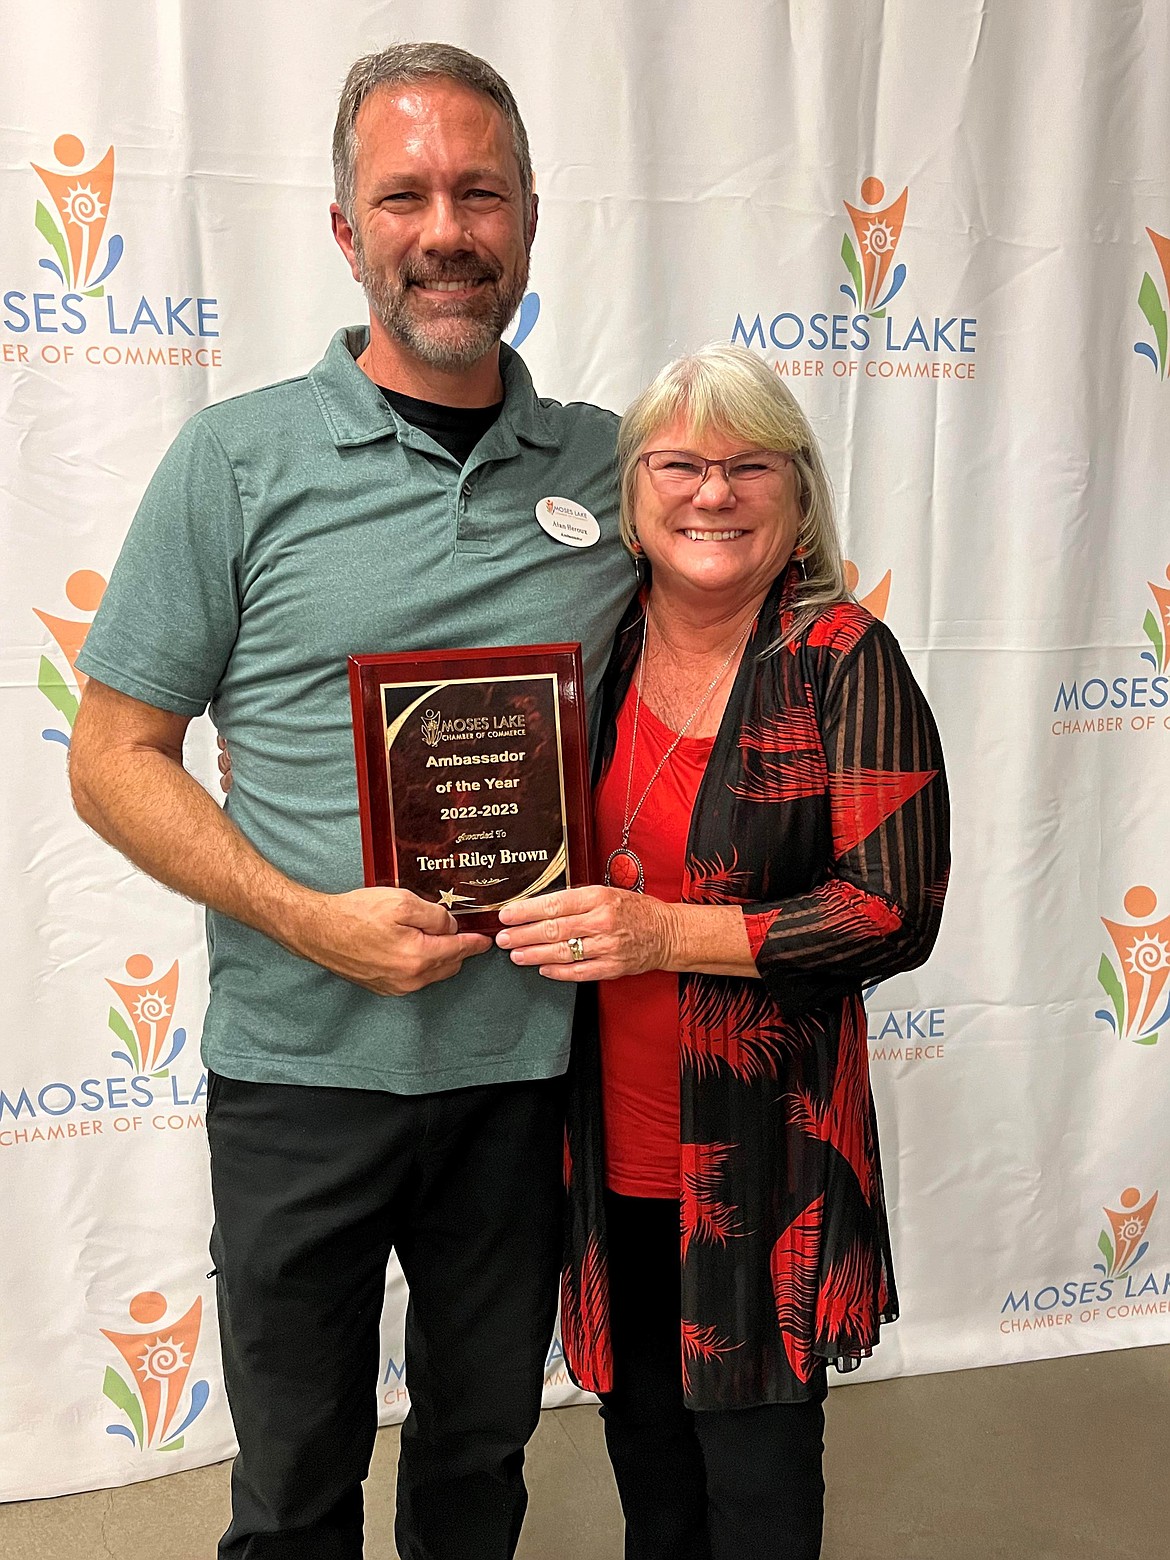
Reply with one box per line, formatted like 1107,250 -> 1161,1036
600,1192 -> 827,1560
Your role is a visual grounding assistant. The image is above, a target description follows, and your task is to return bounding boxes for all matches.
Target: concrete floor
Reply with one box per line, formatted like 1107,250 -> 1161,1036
3,1345 -> 1167,1558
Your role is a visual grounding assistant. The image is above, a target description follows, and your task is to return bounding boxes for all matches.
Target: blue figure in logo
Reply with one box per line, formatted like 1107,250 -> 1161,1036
507,292 -> 540,351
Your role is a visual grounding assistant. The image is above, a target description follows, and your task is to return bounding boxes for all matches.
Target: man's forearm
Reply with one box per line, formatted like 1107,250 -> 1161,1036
70,681 -> 492,995
71,738 -> 320,960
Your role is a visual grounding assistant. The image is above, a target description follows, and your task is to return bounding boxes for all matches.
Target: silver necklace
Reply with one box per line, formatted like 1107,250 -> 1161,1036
604,611 -> 753,892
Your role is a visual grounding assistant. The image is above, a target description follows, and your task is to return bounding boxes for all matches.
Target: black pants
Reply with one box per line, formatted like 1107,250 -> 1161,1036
601,1193 -> 827,1560
205,1071 -> 565,1560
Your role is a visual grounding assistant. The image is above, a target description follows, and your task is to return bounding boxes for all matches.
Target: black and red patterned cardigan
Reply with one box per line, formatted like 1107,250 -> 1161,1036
561,563 -> 950,1409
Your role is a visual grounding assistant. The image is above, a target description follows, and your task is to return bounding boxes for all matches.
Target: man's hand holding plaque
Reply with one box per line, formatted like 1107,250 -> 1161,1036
350,644 -> 594,934
216,737 -> 492,991
295,885 -> 492,995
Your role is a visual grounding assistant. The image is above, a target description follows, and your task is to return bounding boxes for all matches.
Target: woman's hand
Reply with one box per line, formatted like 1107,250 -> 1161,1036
216,733 -> 232,794
496,886 -> 679,981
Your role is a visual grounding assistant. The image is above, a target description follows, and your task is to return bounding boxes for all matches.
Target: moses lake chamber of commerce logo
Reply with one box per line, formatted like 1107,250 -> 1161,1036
731,176 -> 977,383
1096,1186 -> 1158,1278
1048,566 -> 1170,738
33,568 -> 106,751
839,178 -> 909,317
0,953 -> 208,1150
417,706 -> 528,746
102,1290 -> 210,1452
1135,227 -> 1170,377
106,953 -> 188,1074
1,133 -> 222,369
999,1187 -> 1167,1335
1140,565 -> 1170,672
31,136 -> 122,294
1096,885 -> 1170,1046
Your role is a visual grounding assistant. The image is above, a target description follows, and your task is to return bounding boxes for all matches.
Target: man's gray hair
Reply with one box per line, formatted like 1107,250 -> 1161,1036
332,42 -> 533,223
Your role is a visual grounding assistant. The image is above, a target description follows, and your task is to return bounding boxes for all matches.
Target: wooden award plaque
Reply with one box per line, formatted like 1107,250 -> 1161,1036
349,643 -> 594,933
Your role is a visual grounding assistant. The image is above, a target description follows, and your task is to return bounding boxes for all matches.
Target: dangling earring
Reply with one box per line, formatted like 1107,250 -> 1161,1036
793,544 -> 809,580
630,531 -> 648,582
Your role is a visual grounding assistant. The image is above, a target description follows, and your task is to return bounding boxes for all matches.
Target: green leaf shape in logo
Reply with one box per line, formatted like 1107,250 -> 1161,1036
1135,1031 -> 1159,1046
1097,954 -> 1125,1033
1098,1229 -> 1115,1270
35,201 -> 71,287
37,656 -> 79,728
102,1366 -> 144,1447
108,1007 -> 141,1071
1142,607 -> 1165,668
841,233 -> 864,310
1138,271 -> 1168,379
158,1437 -> 185,1451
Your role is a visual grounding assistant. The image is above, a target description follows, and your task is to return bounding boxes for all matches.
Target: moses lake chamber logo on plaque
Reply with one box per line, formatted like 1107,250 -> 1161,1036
1096,885 -> 1170,1046
1048,565 -> 1170,738
731,176 -> 977,384
999,1186 -> 1167,1336
418,705 -> 529,748
0,953 -> 208,1149
1,133 -> 223,370
102,1290 -> 210,1453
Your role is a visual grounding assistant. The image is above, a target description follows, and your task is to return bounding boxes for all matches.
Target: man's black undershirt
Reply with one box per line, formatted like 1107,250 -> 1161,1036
380,386 -> 504,467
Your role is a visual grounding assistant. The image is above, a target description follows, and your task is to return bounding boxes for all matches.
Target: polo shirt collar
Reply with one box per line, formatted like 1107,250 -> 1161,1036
308,326 -> 560,453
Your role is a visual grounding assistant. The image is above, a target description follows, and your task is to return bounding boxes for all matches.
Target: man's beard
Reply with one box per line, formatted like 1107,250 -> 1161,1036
354,237 -> 528,372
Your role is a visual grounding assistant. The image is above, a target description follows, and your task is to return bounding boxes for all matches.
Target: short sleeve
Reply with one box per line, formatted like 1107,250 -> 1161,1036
76,416 -> 244,715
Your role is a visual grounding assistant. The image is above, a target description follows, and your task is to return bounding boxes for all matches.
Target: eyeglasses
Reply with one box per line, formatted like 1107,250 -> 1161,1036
638,449 -> 793,494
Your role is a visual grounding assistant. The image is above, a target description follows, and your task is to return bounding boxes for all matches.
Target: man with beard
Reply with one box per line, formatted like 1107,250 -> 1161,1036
69,42 -> 633,1560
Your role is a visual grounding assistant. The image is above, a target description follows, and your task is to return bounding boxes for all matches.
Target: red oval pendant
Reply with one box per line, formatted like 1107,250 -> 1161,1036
605,846 -> 645,893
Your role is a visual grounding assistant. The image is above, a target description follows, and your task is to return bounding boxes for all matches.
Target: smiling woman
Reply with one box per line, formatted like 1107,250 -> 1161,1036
496,343 -> 950,1559
627,419 -> 802,622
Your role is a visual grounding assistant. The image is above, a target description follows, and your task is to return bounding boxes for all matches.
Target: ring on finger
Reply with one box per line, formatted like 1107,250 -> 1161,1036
567,936 -> 586,963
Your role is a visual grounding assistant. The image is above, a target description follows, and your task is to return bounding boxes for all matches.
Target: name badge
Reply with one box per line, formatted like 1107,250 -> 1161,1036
536,496 -> 600,548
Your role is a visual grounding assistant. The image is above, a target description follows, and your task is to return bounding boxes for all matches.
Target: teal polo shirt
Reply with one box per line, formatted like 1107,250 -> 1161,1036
78,327 -> 635,1093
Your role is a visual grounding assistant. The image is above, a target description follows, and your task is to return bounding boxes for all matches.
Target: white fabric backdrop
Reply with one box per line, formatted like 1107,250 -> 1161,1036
3,0 -> 1169,1501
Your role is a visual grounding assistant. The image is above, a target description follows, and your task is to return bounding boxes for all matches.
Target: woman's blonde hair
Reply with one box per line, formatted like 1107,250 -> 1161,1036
617,343 -> 850,648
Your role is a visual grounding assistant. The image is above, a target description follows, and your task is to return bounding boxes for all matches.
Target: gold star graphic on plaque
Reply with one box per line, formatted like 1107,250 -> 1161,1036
439,889 -> 458,908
